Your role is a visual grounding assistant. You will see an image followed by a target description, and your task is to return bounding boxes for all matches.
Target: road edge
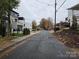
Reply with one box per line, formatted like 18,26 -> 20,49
0,31 -> 41,53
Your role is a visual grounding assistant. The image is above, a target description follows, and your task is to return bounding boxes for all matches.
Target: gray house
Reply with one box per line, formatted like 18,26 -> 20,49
68,4 -> 79,29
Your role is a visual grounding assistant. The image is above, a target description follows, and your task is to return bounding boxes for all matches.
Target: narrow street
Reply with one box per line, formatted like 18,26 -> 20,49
1,31 -> 79,59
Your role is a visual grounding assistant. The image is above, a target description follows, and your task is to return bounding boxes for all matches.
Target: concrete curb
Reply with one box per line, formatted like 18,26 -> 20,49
0,31 -> 41,53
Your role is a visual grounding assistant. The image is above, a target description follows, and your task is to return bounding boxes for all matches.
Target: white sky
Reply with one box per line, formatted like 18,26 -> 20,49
15,0 -> 79,24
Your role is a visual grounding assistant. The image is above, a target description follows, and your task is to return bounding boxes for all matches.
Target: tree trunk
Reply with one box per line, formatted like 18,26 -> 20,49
7,10 -> 11,36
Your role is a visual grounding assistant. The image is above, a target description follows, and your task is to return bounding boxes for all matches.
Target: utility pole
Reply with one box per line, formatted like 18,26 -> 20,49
54,0 -> 57,32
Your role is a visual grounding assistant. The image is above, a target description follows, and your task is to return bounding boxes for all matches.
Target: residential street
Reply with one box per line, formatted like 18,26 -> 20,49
1,31 -> 79,59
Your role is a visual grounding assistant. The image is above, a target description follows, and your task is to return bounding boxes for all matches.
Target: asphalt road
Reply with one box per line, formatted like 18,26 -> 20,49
2,31 -> 79,59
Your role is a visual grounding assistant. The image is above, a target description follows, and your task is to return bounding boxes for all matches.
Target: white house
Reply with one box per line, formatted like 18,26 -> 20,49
68,4 -> 79,29
10,10 -> 19,33
17,17 -> 25,32
5,10 -> 25,33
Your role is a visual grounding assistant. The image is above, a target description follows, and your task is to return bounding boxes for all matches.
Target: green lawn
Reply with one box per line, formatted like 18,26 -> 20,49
12,33 -> 23,37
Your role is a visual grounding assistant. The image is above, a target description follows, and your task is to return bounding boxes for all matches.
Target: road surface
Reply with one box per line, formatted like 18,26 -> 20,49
2,31 -> 79,59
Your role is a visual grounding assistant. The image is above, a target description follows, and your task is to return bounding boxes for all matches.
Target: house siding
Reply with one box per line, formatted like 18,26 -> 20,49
10,11 -> 19,33
68,10 -> 79,28
68,10 -> 73,26
4,10 -> 25,33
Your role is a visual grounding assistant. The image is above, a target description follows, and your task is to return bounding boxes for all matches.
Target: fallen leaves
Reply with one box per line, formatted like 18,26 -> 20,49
53,29 -> 79,48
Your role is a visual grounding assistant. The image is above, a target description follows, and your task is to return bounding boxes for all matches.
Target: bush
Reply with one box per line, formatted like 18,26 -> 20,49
23,28 -> 30,35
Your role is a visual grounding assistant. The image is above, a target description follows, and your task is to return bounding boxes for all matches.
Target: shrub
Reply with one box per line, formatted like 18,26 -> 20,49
23,28 -> 30,35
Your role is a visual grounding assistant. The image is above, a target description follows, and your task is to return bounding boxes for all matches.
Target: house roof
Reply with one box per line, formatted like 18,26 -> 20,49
11,10 -> 19,15
68,4 -> 79,10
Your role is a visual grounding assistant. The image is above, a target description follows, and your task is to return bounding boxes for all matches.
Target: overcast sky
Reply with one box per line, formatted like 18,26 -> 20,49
15,0 -> 79,24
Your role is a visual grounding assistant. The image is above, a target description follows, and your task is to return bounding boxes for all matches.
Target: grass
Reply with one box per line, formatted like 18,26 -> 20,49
0,33 -> 23,46
11,33 -> 23,37
0,32 -> 24,45
0,36 -> 14,45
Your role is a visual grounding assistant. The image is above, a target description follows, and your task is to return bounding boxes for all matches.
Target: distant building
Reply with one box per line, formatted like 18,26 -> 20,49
68,4 -> 79,29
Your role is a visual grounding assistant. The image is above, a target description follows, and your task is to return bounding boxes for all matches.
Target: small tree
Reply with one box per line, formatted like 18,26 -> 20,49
40,18 -> 49,30
32,20 -> 37,30
40,18 -> 53,30
40,18 -> 45,29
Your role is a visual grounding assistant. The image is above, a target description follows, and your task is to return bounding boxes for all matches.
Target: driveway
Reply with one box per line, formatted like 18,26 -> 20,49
2,31 -> 79,59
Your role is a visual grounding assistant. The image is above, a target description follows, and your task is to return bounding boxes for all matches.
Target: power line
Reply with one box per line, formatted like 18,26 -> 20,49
57,0 -> 67,11
36,0 -> 49,5
57,0 -> 60,3
36,0 -> 54,7
36,0 -> 67,12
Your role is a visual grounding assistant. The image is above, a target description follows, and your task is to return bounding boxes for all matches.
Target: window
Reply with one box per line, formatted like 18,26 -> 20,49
15,19 -> 17,22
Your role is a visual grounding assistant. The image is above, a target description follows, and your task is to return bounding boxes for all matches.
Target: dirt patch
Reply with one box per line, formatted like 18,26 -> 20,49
53,29 -> 79,48
0,36 -> 15,48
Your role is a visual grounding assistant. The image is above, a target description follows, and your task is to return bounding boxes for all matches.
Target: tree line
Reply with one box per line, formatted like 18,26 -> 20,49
32,17 -> 53,30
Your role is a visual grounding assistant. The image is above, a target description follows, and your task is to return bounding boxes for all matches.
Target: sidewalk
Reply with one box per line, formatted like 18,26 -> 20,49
0,31 -> 41,52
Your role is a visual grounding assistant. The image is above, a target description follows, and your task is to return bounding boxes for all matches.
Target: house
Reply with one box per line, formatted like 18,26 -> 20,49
68,4 -> 79,29
5,10 -> 25,33
0,10 -> 19,34
10,10 -> 19,33
10,11 -> 25,33
17,17 -> 25,32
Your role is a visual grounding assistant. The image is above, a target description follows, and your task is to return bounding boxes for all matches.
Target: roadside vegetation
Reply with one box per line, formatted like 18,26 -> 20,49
0,36 -> 15,47
53,15 -> 79,48
54,29 -> 79,48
